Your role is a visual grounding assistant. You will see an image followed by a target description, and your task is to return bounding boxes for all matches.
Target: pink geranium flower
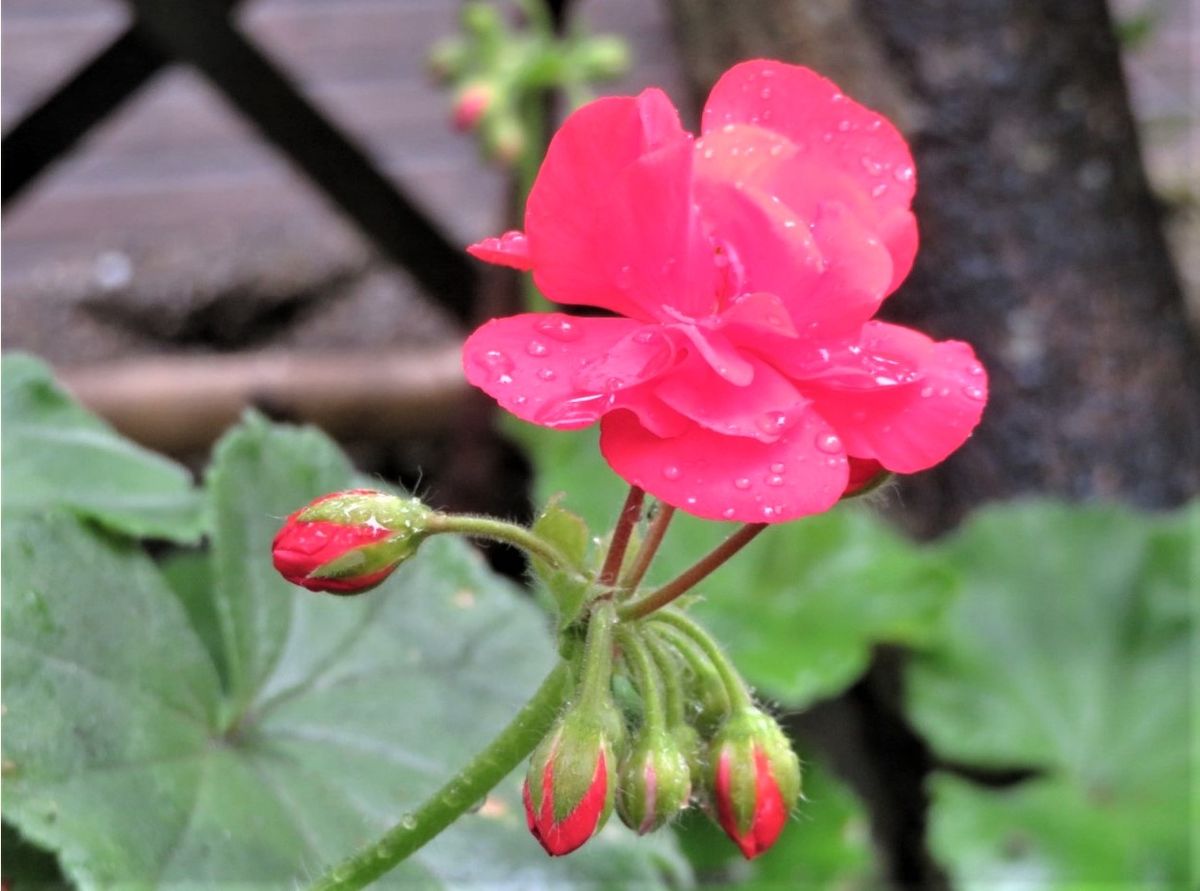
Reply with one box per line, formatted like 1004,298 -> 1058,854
463,59 -> 987,523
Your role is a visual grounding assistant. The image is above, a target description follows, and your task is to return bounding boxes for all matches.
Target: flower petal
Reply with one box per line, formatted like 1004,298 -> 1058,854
803,322 -> 988,473
467,230 -> 533,270
599,409 -> 849,523
702,60 -> 916,218
655,353 -> 807,443
525,90 -> 716,320
463,313 -> 645,429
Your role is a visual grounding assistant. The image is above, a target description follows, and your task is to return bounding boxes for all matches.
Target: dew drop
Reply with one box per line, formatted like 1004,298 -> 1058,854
920,385 -> 935,398
662,465 -> 682,480
477,349 -> 513,376
537,368 -> 557,381
400,813 -> 418,831
769,143 -> 784,157
722,508 -> 737,519
765,475 -> 784,487
702,147 -> 715,159
836,120 -> 852,132
759,86 -> 773,100
894,165 -> 915,183
733,478 -> 751,491
761,505 -> 776,519
872,183 -> 889,198
770,462 -> 786,474
686,496 -> 698,506
970,364 -> 985,377
513,395 -> 528,406
526,340 -> 549,357
633,330 -> 657,344
815,432 -> 843,454
963,385 -> 986,401
535,317 -> 583,342
757,411 -> 790,435
861,156 -> 884,175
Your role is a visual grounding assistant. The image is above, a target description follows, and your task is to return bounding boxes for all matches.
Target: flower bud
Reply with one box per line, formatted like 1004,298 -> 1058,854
271,489 -> 433,594
708,709 -> 801,859
452,81 -> 494,131
617,728 -> 691,835
523,709 -> 616,856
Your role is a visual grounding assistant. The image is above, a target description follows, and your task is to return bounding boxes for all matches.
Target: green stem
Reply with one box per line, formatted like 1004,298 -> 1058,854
644,630 -> 686,729
619,503 -> 676,593
650,611 -> 753,711
619,628 -> 666,733
426,513 -> 574,573
309,663 -> 570,891
597,486 -> 646,589
578,600 -> 617,708
618,523 -> 766,620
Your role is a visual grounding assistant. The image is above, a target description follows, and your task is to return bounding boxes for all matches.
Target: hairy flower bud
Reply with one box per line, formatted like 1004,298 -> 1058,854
708,709 -> 801,859
452,81 -> 494,131
272,489 -> 433,594
617,728 -> 692,835
523,709 -> 616,856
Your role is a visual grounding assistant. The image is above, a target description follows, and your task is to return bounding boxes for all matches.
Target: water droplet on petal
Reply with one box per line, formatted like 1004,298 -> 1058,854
770,462 -> 786,474
963,385 -> 986,401
836,120 -> 852,132
861,156 -> 884,175
722,508 -> 737,519
537,368 -> 557,381
759,86 -> 773,100
920,385 -> 934,398
765,475 -> 784,487
686,496 -> 698,506
526,340 -> 549,357
733,478 -> 751,491
761,505 -> 776,519
757,412 -> 790,436
871,183 -> 889,198
815,432 -> 843,454
535,317 -> 583,342
769,143 -> 784,157
513,395 -> 528,405
894,165 -> 915,183
662,465 -> 682,480
633,330 -> 656,344
970,365 -> 985,377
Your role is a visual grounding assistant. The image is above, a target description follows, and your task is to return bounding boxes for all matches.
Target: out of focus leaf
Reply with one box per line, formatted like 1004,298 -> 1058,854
1,353 -> 203,543
910,501 -> 1193,887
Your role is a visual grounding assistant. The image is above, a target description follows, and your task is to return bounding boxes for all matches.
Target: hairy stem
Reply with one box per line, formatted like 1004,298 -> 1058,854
650,611 -> 753,711
620,503 -> 676,593
597,486 -> 646,588
427,513 -> 574,573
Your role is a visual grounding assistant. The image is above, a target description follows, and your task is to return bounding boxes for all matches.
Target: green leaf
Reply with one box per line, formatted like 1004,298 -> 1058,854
674,752 -> 877,889
909,501 -> 1193,887
531,496 -> 593,626
3,416 -> 687,888
515,424 -> 956,706
1,353 -> 204,543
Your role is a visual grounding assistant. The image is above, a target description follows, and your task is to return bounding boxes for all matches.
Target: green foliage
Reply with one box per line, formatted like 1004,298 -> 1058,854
2,354 -> 204,542
2,407 -> 687,888
513,423 -> 957,707
910,502 -> 1194,888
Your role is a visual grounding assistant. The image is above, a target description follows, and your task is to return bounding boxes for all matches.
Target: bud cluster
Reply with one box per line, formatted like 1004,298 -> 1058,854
521,609 -> 801,860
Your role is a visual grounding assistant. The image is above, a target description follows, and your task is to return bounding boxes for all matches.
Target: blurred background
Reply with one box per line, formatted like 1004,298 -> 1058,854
2,0 -> 1196,888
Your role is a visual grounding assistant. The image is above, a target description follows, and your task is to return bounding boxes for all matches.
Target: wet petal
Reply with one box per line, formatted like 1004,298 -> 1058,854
467,230 -> 533,270
525,90 -> 716,320
655,353 -> 807,442
803,322 -> 988,473
463,313 -> 645,430
599,408 -> 849,523
702,60 -> 916,218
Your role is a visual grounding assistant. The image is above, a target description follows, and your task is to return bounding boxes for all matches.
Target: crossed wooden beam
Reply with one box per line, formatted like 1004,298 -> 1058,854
2,0 -> 477,321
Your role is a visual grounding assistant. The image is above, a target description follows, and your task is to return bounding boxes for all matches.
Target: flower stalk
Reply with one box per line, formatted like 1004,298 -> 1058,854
619,503 -> 676,593
597,485 -> 646,589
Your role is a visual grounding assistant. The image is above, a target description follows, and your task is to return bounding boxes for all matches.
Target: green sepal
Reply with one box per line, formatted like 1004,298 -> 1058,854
617,728 -> 692,834
531,496 -> 593,626
297,490 -> 432,531
528,708 -> 617,827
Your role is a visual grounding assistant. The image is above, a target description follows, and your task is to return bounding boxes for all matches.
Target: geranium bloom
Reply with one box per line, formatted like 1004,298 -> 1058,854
463,59 -> 987,522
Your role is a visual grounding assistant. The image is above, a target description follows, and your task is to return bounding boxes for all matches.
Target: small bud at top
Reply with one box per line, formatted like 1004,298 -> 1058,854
708,709 -> 801,859
523,709 -> 616,856
452,82 -> 494,132
272,489 -> 433,595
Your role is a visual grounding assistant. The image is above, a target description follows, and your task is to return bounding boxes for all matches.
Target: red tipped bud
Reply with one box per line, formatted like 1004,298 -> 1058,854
709,709 -> 801,859
616,729 -> 692,835
272,489 -> 433,594
452,82 -> 494,131
523,710 -> 616,855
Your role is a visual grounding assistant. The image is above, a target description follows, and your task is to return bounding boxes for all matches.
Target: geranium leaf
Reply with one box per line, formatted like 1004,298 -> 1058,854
2,353 -> 204,543
2,415 -> 688,888
909,501 -> 1192,887
515,423 -> 956,706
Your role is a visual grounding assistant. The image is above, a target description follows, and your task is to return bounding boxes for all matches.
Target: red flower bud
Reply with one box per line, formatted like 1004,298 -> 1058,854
452,82 -> 494,131
709,709 -> 801,859
523,712 -> 615,855
271,489 -> 432,594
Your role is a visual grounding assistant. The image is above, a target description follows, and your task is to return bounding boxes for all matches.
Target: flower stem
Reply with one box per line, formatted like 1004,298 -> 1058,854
578,600 -> 617,708
426,513 -> 574,573
619,503 -> 676,592
617,523 -> 767,620
650,611 -> 753,711
309,663 -> 571,891
597,486 -> 646,588
644,631 -> 686,728
618,628 -> 666,732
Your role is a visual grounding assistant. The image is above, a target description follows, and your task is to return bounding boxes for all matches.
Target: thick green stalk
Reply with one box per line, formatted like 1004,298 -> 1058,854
426,513 -> 574,573
577,600 -> 618,708
619,628 -> 666,733
650,611 -> 753,711
309,663 -> 570,891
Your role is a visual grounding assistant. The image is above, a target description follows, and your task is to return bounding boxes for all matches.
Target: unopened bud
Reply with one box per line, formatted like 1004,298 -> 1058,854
708,709 -> 801,859
271,489 -> 433,594
452,81 -> 494,131
574,36 -> 630,80
524,708 -> 616,856
482,114 -> 526,166
617,728 -> 691,835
